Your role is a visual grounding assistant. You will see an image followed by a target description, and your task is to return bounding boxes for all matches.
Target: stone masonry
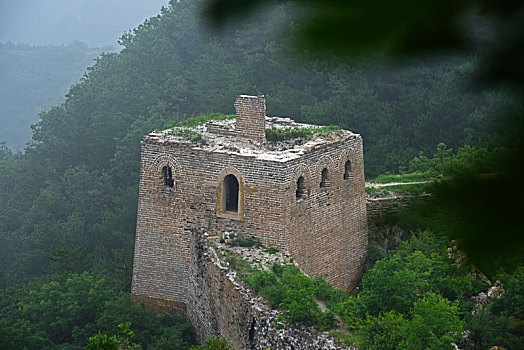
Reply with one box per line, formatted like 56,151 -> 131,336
187,231 -> 354,349
235,95 -> 266,142
131,94 -> 367,320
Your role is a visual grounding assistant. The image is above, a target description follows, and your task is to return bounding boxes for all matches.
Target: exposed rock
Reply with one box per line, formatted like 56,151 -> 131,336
471,280 -> 504,315
488,280 -> 504,299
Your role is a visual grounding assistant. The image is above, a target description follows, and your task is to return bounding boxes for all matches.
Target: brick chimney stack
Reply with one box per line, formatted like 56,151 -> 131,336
235,95 -> 266,142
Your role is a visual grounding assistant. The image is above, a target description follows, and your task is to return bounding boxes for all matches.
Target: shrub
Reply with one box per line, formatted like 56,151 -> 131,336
265,127 -> 313,141
358,232 -> 481,317
189,337 -> 232,350
264,247 -> 279,254
407,143 -> 508,176
492,266 -> 524,320
265,125 -> 340,141
466,308 -> 523,350
171,128 -> 206,144
357,294 -> 463,350
279,283 -> 323,327
172,113 -> 235,128
227,237 -> 261,248
357,254 -> 429,316
401,293 -> 463,350
357,311 -> 407,350
248,270 -> 283,308
245,264 -> 347,331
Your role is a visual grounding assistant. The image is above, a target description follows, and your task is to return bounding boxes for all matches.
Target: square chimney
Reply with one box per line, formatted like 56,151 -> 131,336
234,95 -> 266,142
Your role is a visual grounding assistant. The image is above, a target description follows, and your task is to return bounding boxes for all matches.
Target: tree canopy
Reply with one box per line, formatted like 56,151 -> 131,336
0,0 -> 522,348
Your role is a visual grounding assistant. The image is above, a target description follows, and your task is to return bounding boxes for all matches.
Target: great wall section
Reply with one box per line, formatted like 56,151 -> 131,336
130,95 -> 418,349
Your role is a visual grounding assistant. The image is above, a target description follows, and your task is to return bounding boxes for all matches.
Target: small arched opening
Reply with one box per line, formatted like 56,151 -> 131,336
162,166 -> 174,188
223,174 -> 239,212
320,168 -> 329,188
343,160 -> 352,180
296,176 -> 306,200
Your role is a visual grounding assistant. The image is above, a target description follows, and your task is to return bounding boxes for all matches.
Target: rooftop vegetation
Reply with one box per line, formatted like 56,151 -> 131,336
265,125 -> 340,141
170,128 -> 206,144
157,113 -> 235,143
167,113 -> 235,129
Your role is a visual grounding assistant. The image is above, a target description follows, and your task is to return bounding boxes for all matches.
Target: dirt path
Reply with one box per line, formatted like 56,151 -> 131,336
365,180 -> 430,188
314,298 -> 349,334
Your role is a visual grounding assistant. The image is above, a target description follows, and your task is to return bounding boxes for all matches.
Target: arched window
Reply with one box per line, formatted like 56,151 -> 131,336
217,168 -> 244,221
320,168 -> 329,188
343,160 -> 351,180
162,166 -> 174,188
223,174 -> 239,212
296,176 -> 306,200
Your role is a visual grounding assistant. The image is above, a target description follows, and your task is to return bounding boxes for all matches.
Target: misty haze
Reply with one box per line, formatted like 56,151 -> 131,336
0,1 -> 522,349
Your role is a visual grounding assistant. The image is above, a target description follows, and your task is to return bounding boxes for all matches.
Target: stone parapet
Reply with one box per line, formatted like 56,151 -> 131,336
187,232 -> 354,350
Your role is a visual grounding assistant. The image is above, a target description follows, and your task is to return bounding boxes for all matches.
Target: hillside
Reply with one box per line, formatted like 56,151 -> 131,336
0,0 -> 515,299
0,0 -> 521,348
0,42 -> 104,150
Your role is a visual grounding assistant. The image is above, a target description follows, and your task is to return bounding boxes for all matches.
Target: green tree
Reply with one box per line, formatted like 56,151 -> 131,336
0,319 -> 52,350
358,254 -> 429,315
401,293 -> 463,350
18,272 -> 112,345
357,294 -> 463,350
0,272 -> 195,349
358,232 -> 479,316
86,332 -> 119,350
357,311 -> 407,350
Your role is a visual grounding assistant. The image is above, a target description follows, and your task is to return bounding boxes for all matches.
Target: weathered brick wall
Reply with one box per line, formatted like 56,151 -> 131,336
132,141 -> 292,305
287,136 -> 367,290
132,145 -> 192,310
366,194 -> 430,229
132,134 -> 367,302
187,232 -> 352,350
234,95 -> 266,142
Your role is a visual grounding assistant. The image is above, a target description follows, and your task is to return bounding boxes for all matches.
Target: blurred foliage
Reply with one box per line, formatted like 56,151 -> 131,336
392,141 -> 524,273
203,0 -> 524,61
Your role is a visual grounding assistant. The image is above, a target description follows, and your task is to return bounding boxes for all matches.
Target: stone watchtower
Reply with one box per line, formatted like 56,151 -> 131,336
131,95 -> 367,311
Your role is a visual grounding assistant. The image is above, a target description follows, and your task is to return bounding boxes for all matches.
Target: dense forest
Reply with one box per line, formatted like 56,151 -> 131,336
0,0 -> 522,348
0,42 -> 106,150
